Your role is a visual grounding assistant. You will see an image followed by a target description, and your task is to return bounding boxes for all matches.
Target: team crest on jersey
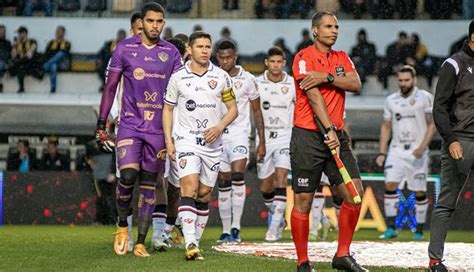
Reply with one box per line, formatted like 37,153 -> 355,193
156,149 -> 167,160
158,52 -> 168,62
409,99 -> 416,105
335,66 -> 345,77
179,159 -> 187,169
281,86 -> 289,94
208,80 -> 218,89
118,148 -> 127,159
234,81 -> 243,89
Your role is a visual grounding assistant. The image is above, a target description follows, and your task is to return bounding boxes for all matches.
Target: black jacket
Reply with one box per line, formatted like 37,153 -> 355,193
433,41 -> 474,145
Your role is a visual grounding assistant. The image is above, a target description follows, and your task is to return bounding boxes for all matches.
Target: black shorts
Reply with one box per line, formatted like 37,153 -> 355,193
290,126 -> 360,193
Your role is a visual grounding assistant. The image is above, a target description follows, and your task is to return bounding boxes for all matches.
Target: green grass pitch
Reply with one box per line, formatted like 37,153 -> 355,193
1,226 -> 473,271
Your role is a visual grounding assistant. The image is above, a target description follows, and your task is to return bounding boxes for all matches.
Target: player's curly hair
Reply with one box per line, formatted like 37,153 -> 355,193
266,46 -> 285,59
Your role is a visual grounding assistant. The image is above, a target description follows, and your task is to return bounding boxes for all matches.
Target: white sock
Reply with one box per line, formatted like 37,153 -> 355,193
270,188 -> 286,232
231,180 -> 246,230
218,185 -> 232,234
311,193 -> 325,234
416,197 -> 429,225
127,214 -> 133,241
152,213 -> 167,240
164,223 -> 174,238
384,191 -> 399,227
178,198 -> 197,248
195,202 -> 209,245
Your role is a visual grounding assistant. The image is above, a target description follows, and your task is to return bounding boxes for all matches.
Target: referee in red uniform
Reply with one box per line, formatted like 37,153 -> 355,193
290,11 -> 367,272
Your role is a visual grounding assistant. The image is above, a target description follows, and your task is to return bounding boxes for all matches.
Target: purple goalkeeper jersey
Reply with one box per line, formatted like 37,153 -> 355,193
107,34 -> 181,135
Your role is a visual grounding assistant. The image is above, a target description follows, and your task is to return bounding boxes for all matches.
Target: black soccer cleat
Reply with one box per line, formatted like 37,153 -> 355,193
429,261 -> 448,272
297,261 -> 315,272
332,254 -> 369,272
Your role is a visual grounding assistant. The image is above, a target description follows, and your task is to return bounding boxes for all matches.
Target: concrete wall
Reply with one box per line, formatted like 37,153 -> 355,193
2,17 -> 469,56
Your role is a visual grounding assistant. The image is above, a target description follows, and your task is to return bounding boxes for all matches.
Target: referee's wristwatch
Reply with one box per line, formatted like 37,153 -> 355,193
327,73 -> 335,83
325,124 -> 337,133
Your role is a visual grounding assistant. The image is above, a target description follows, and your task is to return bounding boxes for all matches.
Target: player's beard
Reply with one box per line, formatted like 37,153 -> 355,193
400,84 -> 414,96
143,28 -> 159,43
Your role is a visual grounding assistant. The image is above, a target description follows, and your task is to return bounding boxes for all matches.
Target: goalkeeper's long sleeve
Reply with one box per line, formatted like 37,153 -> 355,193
98,70 -> 121,121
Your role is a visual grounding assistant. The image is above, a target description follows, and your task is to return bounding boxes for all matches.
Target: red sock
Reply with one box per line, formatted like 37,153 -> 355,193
291,208 -> 310,266
429,259 -> 441,266
336,202 -> 361,257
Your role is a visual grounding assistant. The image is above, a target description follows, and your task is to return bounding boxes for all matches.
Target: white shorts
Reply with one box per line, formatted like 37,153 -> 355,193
384,150 -> 429,192
256,130 -> 291,179
165,157 -> 180,188
175,147 -> 221,188
220,129 -> 250,173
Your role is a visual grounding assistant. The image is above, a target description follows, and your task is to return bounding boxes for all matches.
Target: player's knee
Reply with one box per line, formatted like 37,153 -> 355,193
416,193 -> 427,201
218,179 -> 232,188
139,170 -> 158,184
231,172 -> 245,182
120,168 -> 138,184
197,191 -> 211,203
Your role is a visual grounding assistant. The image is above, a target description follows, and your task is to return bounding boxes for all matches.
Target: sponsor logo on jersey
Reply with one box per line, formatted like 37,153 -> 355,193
144,110 -> 155,121
131,52 -> 138,57
133,68 -> 166,80
208,80 -> 218,89
186,82 -> 191,87
144,91 -> 158,102
185,99 -> 217,111
125,44 -> 139,47
117,139 -> 133,147
335,66 -> 345,76
269,131 -> 278,139
179,159 -> 187,169
210,162 -> 220,171
279,148 -> 290,156
144,56 -> 156,62
281,86 -> 289,94
297,177 -> 309,187
157,149 -> 167,160
269,117 -> 280,124
233,145 -> 248,154
195,86 -> 206,92
158,52 -> 168,62
262,101 -> 270,110
196,119 -> 208,128
298,60 -> 307,75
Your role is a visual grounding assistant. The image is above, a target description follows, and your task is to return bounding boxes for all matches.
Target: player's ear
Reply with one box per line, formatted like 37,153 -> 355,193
283,59 -> 287,67
264,58 -> 268,67
311,26 -> 318,38
186,44 -> 192,56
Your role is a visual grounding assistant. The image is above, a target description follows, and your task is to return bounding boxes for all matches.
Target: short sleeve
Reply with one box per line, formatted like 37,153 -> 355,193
424,92 -> 434,114
292,51 -> 314,81
383,98 -> 392,121
247,75 -> 260,101
107,44 -> 123,73
341,51 -> 356,74
172,49 -> 182,73
164,74 -> 178,105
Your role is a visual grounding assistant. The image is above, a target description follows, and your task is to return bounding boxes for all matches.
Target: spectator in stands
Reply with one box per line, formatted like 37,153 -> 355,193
426,0 -> 452,19
96,29 -> 126,92
378,31 -> 414,90
255,0 -> 270,19
88,142 -> 117,225
223,0 -> 239,10
292,0 -> 314,19
215,27 -> 238,51
174,33 -> 191,61
43,26 -> 71,94
350,29 -> 376,87
163,27 -> 173,40
464,0 -> 474,19
369,0 -> 394,19
0,25 -> 11,93
39,137 -> 70,171
9,26 -> 43,93
7,139 -> 36,173
274,37 -> 293,72
22,0 -> 53,16
410,33 -> 436,89
450,35 -> 469,56
340,0 -> 365,19
296,29 -> 313,53
397,0 -> 417,19
192,24 -> 203,32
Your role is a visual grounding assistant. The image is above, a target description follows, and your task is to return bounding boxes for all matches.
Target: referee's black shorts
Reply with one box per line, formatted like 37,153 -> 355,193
290,126 -> 360,193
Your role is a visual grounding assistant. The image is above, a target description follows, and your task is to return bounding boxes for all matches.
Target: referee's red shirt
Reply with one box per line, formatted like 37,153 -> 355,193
292,45 -> 355,131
